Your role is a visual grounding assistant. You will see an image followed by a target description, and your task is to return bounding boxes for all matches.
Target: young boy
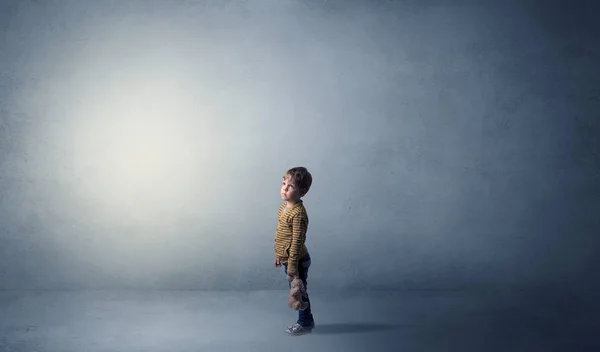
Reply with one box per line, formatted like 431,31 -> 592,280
274,166 -> 315,335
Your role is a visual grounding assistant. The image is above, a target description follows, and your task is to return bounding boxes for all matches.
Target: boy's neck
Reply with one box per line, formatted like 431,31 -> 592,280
286,199 -> 302,208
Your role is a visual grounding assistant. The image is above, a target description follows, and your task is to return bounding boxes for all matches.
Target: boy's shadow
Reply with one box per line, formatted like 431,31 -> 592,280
313,323 -> 396,335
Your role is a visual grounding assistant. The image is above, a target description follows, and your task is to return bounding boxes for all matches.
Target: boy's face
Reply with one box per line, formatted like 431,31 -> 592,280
281,176 -> 303,202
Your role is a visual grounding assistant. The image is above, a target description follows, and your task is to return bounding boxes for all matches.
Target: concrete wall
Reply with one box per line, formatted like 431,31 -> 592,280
0,0 -> 598,291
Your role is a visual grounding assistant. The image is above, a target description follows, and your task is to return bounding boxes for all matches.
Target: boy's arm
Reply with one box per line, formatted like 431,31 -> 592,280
274,205 -> 283,256
287,213 -> 308,275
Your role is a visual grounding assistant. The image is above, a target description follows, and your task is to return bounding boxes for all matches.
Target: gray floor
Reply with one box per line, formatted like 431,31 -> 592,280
0,289 -> 598,352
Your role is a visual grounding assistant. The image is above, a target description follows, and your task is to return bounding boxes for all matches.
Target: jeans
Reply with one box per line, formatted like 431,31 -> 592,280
283,254 -> 314,327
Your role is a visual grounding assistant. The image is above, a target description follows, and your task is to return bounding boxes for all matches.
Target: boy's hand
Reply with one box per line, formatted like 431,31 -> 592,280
274,257 -> 281,267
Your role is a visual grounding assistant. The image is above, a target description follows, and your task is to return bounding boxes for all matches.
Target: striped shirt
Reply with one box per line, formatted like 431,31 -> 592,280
274,200 -> 309,274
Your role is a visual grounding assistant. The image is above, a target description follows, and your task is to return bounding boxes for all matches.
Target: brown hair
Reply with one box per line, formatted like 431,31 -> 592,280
283,167 -> 312,195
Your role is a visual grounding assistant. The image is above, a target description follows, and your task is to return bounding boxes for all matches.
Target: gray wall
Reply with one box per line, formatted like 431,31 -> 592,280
0,0 -> 598,291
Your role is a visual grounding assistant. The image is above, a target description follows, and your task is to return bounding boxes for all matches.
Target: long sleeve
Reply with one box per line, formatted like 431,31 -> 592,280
287,212 -> 308,274
274,204 -> 284,256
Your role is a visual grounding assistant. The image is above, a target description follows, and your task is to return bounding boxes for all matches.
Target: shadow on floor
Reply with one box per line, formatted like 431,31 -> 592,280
313,323 -> 396,335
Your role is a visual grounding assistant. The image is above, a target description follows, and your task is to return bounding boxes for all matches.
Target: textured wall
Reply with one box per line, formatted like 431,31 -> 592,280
0,0 -> 598,291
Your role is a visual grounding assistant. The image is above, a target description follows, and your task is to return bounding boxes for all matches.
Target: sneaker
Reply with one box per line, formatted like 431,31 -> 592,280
285,323 -> 313,336
286,321 -> 315,330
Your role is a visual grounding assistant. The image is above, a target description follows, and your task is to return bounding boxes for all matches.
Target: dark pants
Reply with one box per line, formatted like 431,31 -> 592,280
283,254 -> 314,327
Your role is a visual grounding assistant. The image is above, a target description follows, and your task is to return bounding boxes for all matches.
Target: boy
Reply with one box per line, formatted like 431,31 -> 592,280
274,166 -> 315,335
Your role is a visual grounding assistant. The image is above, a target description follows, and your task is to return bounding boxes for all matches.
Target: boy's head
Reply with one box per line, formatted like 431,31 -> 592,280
281,167 -> 312,203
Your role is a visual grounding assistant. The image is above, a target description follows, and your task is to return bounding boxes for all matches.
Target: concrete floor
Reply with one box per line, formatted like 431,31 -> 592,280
0,289 -> 598,352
